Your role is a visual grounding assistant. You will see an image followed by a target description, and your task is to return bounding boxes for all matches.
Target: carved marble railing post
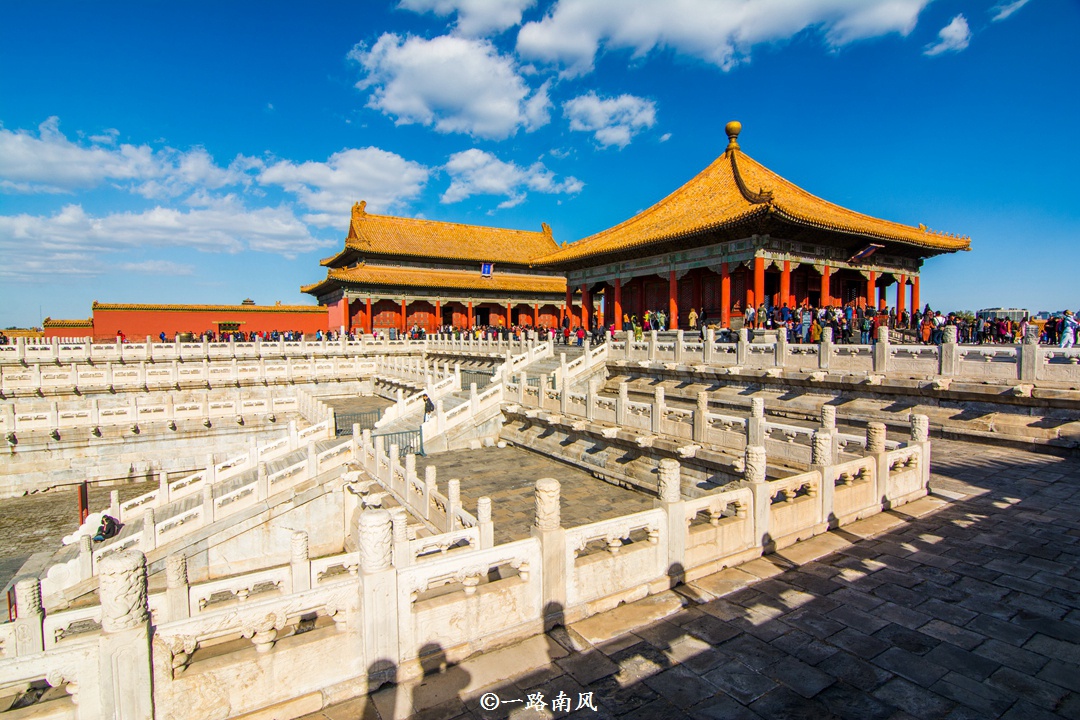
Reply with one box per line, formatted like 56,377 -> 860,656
389,508 -> 410,569
97,550 -> 153,719
866,421 -> 889,508
743,445 -> 771,549
748,397 -> 766,446
257,461 -> 269,501
873,326 -> 890,374
616,382 -> 628,426
165,553 -> 190,621
140,507 -> 156,552
652,386 -> 665,434
811,430 -> 836,525
423,466 -> 436,521
674,330 -> 684,363
736,328 -> 749,366
358,510 -> 399,678
776,326 -> 788,368
559,377 -> 569,415
1019,323 -> 1040,382
820,404 -> 840,468
910,414 -> 932,491
704,327 -> 716,364
13,577 -> 44,655
648,331 -> 657,363
285,419 -> 298,451
291,530 -> 311,592
657,459 -> 686,582
940,325 -> 959,376
519,370 -> 528,404
78,535 -> 93,581
586,381 -> 596,421
477,496 -> 494,549
446,479 -> 462,532
818,326 -> 832,371
693,391 -> 708,443
532,478 -> 565,627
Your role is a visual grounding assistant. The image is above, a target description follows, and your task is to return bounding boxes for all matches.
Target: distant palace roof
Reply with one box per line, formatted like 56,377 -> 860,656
302,264 -> 565,297
320,202 -> 560,267
43,318 -> 93,328
534,121 -> 970,267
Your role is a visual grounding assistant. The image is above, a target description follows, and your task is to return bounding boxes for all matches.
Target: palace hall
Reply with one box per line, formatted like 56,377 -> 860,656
302,203 -> 570,334
304,122 -> 970,332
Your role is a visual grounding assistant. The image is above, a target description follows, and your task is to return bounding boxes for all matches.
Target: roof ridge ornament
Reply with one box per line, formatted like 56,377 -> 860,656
725,120 -> 742,150
352,200 -> 367,220
727,123 -> 774,205
541,222 -> 552,238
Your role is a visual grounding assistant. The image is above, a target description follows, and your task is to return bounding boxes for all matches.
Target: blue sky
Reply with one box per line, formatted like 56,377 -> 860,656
1,0 -> 1076,327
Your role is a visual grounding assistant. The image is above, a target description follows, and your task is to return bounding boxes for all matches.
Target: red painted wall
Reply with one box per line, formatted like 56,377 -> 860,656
91,307 -> 327,342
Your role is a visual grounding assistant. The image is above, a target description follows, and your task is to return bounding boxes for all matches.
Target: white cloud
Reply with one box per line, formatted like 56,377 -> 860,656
398,0 -> 536,36
349,33 -> 550,139
0,200 -> 328,281
0,116 -> 252,197
120,260 -> 195,276
0,117 -> 159,193
660,133 -> 672,143
991,0 -> 1030,22
517,0 -> 932,76
563,92 -> 656,148
258,147 -> 429,227
924,14 -> 971,56
88,128 -> 120,145
441,148 -> 582,207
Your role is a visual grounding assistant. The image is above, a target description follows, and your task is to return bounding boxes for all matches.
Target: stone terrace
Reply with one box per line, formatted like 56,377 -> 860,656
303,438 -> 1080,720
416,446 -> 656,545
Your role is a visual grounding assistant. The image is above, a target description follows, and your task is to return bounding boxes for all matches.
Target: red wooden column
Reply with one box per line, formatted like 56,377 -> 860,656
614,278 -> 623,330
365,297 -> 373,334
504,300 -> 511,327
580,285 -> 590,329
720,262 -> 731,327
897,275 -> 907,316
821,265 -> 832,307
780,261 -> 791,308
912,277 -> 920,315
467,300 -> 474,328
668,271 -> 679,330
878,283 -> 888,310
753,257 -> 765,312
400,298 -> 408,332
533,303 -> 539,327
866,271 -> 877,310
434,299 -> 442,332
565,287 -> 575,327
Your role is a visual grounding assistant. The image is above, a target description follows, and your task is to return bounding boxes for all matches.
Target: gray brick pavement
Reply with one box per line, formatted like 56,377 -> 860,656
304,439 -> 1080,719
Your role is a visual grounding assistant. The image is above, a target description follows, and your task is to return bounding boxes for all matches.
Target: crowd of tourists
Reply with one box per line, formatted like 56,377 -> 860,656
94,304 -> 1080,351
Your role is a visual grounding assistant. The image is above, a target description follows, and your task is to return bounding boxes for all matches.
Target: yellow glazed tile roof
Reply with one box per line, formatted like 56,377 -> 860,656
534,123 -> 970,265
302,264 -> 566,295
43,318 -> 94,328
93,302 -> 324,314
329,202 -> 560,266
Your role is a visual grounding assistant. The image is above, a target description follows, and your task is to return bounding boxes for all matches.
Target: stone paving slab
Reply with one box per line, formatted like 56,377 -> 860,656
416,447 -> 656,545
302,438 -> 1080,720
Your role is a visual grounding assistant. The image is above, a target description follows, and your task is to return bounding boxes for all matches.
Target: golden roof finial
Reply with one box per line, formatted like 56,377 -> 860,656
352,200 -> 367,219
725,121 -> 742,150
